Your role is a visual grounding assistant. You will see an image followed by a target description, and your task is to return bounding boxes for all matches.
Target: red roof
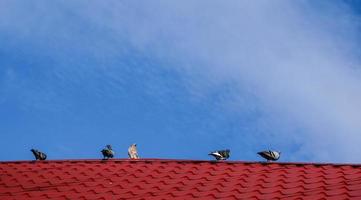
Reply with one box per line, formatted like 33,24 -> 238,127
1,159 -> 361,199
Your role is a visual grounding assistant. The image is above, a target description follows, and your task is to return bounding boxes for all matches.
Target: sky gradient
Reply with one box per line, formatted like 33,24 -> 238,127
1,1 -> 361,162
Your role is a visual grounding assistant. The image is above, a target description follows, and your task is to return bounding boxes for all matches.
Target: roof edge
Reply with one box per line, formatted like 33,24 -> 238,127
1,158 -> 361,167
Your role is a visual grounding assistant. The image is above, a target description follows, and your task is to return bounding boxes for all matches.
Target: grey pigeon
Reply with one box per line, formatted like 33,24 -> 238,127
257,150 -> 281,162
209,149 -> 230,160
30,149 -> 47,160
101,145 -> 115,159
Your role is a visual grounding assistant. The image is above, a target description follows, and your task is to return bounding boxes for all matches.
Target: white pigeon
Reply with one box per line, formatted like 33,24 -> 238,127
257,150 -> 281,162
128,143 -> 139,159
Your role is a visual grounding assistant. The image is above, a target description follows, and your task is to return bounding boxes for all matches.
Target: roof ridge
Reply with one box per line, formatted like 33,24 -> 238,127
1,158 -> 361,166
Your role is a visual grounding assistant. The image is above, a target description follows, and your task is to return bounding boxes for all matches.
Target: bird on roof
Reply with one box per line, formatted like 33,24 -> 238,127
30,149 -> 47,161
257,150 -> 281,162
209,149 -> 230,160
101,145 -> 115,160
128,143 -> 139,159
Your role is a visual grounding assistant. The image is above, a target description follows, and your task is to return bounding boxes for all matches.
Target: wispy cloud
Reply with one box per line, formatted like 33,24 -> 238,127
1,1 -> 361,162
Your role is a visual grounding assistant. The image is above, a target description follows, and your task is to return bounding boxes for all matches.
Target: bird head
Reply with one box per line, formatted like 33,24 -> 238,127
106,145 -> 112,149
223,149 -> 230,156
30,149 -> 37,153
133,143 -> 137,147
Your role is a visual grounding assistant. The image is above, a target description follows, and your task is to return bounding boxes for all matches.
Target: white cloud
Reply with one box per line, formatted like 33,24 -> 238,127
1,1 -> 361,162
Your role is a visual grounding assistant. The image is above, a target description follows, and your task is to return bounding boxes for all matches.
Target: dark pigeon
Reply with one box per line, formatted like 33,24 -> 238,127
257,150 -> 281,162
209,149 -> 230,160
30,149 -> 47,161
101,145 -> 115,159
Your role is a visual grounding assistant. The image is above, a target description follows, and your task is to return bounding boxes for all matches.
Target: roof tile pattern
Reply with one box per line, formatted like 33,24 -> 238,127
1,159 -> 361,199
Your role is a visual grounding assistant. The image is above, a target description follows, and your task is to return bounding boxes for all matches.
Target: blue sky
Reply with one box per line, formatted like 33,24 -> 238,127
1,1 -> 361,162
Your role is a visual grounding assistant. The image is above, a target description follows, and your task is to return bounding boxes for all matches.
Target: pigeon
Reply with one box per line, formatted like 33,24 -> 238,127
101,145 -> 115,159
209,149 -> 230,160
30,149 -> 47,161
257,150 -> 281,162
128,143 -> 139,159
